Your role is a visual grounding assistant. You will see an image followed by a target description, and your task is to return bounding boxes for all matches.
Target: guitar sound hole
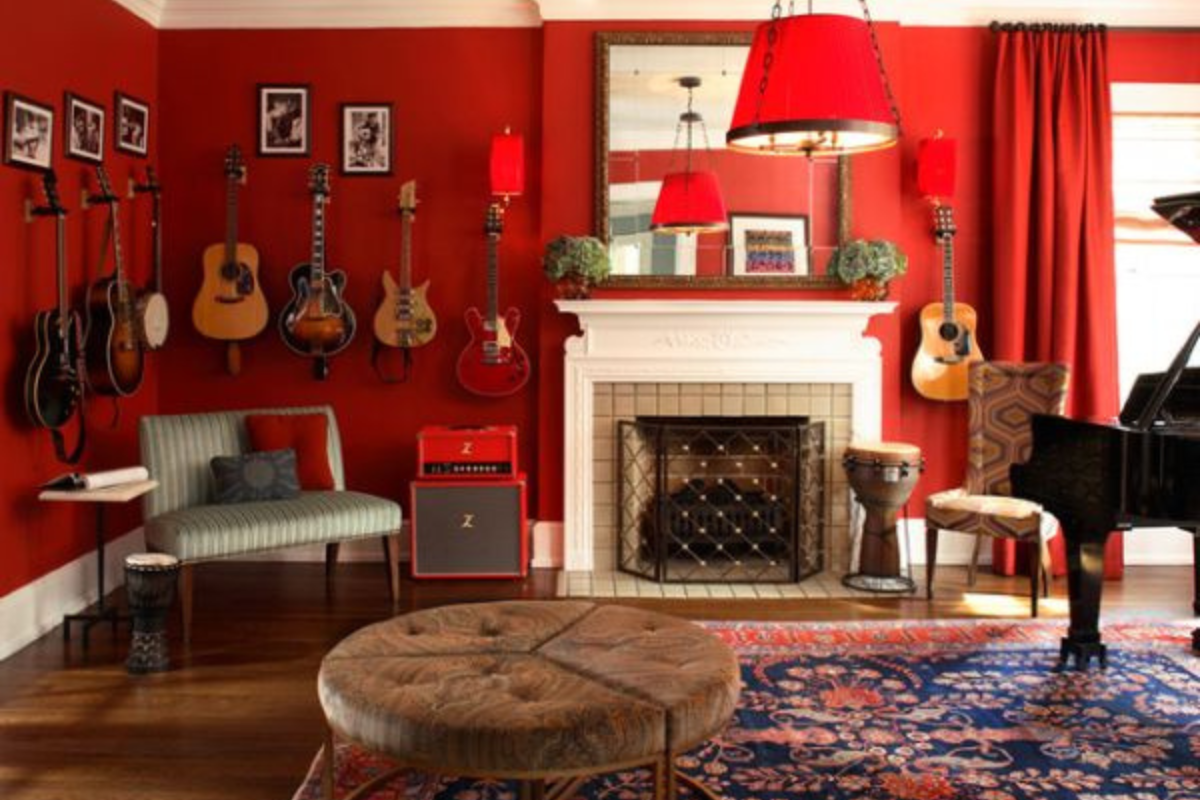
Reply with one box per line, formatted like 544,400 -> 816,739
938,322 -> 960,342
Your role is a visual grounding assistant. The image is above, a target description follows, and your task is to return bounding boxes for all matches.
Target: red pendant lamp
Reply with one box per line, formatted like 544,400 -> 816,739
916,132 -> 957,202
651,76 -> 728,235
489,127 -> 525,200
727,1 -> 900,157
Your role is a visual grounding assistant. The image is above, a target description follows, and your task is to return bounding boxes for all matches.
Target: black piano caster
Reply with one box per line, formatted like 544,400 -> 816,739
1058,637 -> 1107,671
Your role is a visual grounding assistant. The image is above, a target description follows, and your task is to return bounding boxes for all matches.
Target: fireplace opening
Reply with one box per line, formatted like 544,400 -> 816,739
617,416 -> 825,583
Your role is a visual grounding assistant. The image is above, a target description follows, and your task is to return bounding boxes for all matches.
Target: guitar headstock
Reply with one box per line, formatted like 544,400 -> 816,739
224,144 -> 246,183
398,180 -> 417,216
934,204 -> 956,238
309,163 -> 331,201
41,170 -> 65,216
95,165 -> 117,204
485,203 -> 505,236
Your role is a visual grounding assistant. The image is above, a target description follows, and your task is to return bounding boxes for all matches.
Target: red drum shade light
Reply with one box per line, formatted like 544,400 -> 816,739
727,5 -> 900,157
651,76 -> 728,235
490,127 -> 525,199
917,134 -> 957,201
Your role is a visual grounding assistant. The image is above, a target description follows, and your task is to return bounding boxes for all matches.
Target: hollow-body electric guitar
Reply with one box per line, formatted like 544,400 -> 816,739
456,204 -> 530,397
373,180 -> 437,352
911,204 -> 983,401
279,164 -> 356,380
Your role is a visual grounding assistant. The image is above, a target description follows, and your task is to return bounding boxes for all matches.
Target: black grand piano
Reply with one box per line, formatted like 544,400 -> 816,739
1011,190 -> 1200,669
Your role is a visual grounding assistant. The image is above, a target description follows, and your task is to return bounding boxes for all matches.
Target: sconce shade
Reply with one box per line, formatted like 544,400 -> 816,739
490,130 -> 525,197
651,171 -> 728,234
917,136 -> 957,199
727,14 -> 898,156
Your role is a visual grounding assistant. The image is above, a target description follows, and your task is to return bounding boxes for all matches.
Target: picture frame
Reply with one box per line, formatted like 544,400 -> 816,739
258,84 -> 311,157
339,102 -> 393,176
114,92 -> 149,157
64,93 -> 105,164
728,213 -> 810,277
3,92 -> 54,172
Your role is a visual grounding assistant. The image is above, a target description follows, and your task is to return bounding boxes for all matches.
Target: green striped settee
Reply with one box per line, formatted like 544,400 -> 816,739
139,406 -> 402,640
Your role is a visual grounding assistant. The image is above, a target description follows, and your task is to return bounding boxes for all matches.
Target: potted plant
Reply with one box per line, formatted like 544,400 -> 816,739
828,239 -> 908,300
543,235 -> 610,299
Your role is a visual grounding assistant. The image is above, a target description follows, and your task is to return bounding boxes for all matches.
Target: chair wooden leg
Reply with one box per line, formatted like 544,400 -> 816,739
179,562 -> 194,645
383,533 -> 402,602
925,526 -> 940,600
967,534 -> 983,587
1029,541 -> 1040,618
1040,536 -> 1053,598
325,543 -> 341,580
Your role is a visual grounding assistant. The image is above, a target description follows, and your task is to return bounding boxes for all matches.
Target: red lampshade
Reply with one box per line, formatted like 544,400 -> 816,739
651,171 -> 728,235
489,129 -> 524,198
917,135 -> 957,199
727,14 -> 898,156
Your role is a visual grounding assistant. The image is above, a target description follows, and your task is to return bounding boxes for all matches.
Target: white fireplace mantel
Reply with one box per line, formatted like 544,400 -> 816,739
556,299 -> 896,572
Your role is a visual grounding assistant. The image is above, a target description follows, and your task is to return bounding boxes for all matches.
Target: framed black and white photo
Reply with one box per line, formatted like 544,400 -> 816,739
340,102 -> 392,176
64,93 -> 104,164
4,93 -> 54,172
728,213 -> 810,277
114,92 -> 149,157
258,84 -> 310,157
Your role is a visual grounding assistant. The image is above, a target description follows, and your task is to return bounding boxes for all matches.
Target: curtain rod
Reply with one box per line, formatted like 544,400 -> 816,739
991,21 -> 1200,33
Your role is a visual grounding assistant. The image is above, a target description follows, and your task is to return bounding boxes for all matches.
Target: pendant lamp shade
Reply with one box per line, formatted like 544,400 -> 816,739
916,135 -> 957,199
489,129 -> 525,198
727,14 -> 899,156
651,170 -> 728,234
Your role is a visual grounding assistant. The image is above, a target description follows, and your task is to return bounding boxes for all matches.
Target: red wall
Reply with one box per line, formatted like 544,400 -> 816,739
0,0 -> 158,598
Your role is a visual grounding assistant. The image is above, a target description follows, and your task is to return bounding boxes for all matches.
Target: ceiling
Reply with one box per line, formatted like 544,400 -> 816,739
110,0 -> 1200,29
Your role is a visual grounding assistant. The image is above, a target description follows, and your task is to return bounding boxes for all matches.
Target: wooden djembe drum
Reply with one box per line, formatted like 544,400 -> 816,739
842,442 -> 924,593
123,553 -> 180,674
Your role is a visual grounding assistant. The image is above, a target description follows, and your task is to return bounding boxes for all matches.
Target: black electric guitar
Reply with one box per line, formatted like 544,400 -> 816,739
279,164 -> 356,380
24,171 -> 86,462
85,166 -> 145,397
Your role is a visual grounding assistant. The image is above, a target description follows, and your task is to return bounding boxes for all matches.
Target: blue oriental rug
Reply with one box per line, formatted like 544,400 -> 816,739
295,620 -> 1200,800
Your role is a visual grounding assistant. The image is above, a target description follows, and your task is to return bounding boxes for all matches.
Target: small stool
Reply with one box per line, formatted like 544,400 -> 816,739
124,553 -> 180,674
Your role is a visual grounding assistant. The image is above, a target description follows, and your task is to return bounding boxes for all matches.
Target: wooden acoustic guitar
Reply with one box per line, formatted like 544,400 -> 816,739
456,203 -> 530,397
911,204 -> 983,401
24,171 -> 86,462
279,164 -> 356,380
133,167 -> 169,351
85,165 -> 145,397
193,144 -> 269,374
373,180 -> 437,352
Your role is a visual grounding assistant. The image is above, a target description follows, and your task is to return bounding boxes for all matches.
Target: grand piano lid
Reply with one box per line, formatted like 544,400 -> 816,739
1152,190 -> 1200,244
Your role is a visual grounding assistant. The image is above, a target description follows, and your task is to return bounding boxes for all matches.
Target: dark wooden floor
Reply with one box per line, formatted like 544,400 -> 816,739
0,562 -> 1195,800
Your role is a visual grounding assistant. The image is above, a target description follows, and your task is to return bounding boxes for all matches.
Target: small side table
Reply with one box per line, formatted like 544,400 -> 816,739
39,479 -> 158,647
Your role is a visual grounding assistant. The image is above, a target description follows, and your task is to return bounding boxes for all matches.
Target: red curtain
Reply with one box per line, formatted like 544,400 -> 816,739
991,25 -> 1124,579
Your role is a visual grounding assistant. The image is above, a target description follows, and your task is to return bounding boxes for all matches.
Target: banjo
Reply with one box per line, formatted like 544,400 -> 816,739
135,167 -> 170,350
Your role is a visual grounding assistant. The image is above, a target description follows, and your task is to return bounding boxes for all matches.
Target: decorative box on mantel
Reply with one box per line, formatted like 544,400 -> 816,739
556,299 -> 896,573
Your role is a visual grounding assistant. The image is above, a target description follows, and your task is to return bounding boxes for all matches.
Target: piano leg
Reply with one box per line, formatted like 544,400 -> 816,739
1192,532 -> 1199,616
1060,521 -> 1110,670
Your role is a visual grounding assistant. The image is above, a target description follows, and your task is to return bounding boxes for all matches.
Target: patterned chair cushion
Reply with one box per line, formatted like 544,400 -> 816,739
144,491 -> 401,562
926,488 -> 1049,540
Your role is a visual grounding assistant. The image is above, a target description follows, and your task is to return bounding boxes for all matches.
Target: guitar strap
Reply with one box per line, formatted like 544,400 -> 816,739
50,408 -> 86,465
371,340 -> 412,384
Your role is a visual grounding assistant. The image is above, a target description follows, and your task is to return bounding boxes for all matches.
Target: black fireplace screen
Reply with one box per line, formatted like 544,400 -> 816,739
618,416 -> 825,583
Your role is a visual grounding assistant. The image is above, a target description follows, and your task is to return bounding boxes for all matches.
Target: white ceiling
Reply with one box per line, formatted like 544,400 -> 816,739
111,0 -> 1200,29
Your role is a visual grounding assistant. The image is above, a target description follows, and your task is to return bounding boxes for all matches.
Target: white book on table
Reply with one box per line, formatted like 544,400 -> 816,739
40,466 -> 151,492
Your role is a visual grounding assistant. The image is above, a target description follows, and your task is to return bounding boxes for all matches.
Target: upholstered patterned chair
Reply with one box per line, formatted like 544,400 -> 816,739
924,362 -> 1070,616
139,406 -> 402,641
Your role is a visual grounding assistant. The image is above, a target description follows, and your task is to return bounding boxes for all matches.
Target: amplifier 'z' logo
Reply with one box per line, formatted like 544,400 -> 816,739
460,513 -> 476,529
461,441 -> 474,455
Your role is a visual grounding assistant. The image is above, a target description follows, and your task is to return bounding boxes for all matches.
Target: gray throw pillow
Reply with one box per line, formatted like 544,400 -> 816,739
210,449 -> 301,504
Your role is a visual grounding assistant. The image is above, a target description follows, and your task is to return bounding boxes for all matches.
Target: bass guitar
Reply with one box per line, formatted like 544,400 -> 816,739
134,166 -> 169,350
193,144 -> 269,374
279,164 -> 356,380
24,171 -> 86,462
456,203 -> 529,397
85,165 -> 145,397
911,204 -> 983,401
372,180 -> 437,377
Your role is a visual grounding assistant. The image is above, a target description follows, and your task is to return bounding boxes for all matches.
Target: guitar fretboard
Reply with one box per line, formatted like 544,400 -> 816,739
224,174 -> 239,266
311,194 -> 326,282
398,211 -> 413,320
486,231 -> 499,331
940,231 -> 955,323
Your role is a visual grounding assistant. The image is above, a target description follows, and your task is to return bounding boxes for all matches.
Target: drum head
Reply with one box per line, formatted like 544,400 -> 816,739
140,293 -> 170,348
126,552 -> 179,569
844,441 -> 922,465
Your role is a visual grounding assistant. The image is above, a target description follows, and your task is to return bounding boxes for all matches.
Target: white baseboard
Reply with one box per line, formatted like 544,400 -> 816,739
0,527 -> 146,662
532,521 -> 563,569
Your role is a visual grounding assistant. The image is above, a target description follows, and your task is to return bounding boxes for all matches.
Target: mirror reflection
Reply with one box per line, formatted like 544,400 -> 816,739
597,33 -> 841,287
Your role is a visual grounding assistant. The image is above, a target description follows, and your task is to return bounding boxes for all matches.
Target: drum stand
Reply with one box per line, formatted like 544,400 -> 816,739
842,501 -> 917,594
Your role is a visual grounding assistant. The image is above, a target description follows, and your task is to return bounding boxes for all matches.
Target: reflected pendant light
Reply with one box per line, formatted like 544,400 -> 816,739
651,76 -> 728,235
490,127 -> 525,200
727,0 -> 900,157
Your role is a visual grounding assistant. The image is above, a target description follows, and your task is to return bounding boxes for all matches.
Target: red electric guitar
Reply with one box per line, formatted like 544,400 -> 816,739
456,204 -> 529,397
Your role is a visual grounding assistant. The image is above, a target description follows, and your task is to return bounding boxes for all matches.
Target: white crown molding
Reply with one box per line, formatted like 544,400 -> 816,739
158,0 -> 542,29
109,0 -> 166,27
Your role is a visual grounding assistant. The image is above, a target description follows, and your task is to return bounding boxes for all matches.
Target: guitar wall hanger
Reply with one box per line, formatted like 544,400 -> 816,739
24,196 -> 66,224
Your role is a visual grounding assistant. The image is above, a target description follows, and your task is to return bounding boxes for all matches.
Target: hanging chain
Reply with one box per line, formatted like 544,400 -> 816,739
858,0 -> 903,131
753,1 -> 785,125
685,83 -> 695,174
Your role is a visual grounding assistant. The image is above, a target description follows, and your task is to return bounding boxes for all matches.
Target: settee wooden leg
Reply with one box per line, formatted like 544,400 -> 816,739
325,543 -> 341,580
383,533 -> 402,601
179,563 -> 194,644
323,724 -> 335,800
925,526 -> 940,600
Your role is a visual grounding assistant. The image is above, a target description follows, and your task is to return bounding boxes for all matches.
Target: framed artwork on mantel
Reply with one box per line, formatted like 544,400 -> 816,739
728,213 -> 810,277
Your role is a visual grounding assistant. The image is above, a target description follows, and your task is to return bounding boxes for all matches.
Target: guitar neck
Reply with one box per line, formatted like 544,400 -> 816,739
152,192 -> 163,293
110,202 -> 129,305
940,230 -> 955,322
56,210 -> 68,335
400,211 -> 413,292
486,231 -> 499,327
311,196 -> 326,282
224,175 -> 238,265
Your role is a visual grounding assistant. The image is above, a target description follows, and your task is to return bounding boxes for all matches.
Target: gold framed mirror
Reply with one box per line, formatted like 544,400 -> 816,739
595,31 -> 843,289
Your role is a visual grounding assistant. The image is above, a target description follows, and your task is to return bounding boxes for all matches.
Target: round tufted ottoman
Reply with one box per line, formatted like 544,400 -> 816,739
317,600 -> 740,800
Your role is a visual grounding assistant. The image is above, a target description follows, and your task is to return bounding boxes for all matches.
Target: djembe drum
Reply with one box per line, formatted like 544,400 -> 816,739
842,442 -> 924,593
124,553 -> 180,674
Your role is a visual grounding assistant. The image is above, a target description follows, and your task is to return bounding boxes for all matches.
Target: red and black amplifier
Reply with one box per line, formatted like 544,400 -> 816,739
417,425 -> 518,479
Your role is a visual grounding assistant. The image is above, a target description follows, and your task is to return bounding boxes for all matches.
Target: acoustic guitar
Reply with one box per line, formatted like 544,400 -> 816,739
456,203 -> 529,397
193,145 -> 269,373
85,166 -> 145,397
279,164 -> 356,380
373,180 -> 437,352
24,171 -> 86,462
134,166 -> 169,350
911,204 -> 983,401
